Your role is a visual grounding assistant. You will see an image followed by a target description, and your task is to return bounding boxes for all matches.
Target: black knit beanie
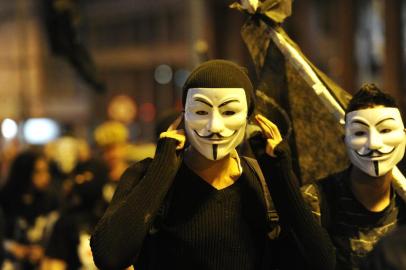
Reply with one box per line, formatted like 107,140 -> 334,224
182,59 -> 255,116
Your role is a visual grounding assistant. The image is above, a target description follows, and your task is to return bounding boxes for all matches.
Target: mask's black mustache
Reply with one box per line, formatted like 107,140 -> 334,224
357,147 -> 395,157
195,131 -> 224,139
194,130 -> 236,139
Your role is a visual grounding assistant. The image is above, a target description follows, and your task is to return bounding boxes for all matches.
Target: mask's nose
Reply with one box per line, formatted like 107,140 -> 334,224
367,129 -> 383,150
207,110 -> 225,134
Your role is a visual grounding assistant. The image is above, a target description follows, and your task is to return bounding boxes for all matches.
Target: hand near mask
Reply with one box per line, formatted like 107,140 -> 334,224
254,114 -> 283,157
159,113 -> 186,150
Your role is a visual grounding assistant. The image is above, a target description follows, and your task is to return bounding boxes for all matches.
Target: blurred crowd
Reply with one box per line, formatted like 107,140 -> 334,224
0,119 -> 159,270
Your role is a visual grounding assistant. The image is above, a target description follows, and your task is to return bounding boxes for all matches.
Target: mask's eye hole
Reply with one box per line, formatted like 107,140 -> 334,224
380,128 -> 392,134
196,111 -> 208,115
222,111 -> 236,116
354,131 -> 366,136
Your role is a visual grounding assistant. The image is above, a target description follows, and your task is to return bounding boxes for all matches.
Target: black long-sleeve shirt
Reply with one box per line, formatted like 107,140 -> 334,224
91,137 -> 336,269
137,157 -> 272,269
91,138 -> 274,269
91,138 -> 181,269
249,135 -> 336,270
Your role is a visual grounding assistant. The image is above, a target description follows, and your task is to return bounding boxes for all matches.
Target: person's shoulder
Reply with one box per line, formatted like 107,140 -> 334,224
131,157 -> 154,167
301,171 -> 344,208
319,168 -> 350,192
123,158 -> 153,177
118,158 -> 154,187
302,169 -> 348,206
311,168 -> 349,191
240,155 -> 265,181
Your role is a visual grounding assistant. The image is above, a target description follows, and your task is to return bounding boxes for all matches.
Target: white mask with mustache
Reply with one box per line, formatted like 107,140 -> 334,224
184,88 -> 248,160
345,107 -> 406,177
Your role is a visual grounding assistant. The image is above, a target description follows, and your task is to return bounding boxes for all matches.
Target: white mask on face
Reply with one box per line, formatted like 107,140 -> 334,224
345,107 -> 406,177
184,88 -> 248,160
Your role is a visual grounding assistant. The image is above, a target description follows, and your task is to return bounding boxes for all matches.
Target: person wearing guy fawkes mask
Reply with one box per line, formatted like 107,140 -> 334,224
291,83 -> 406,270
90,59 -> 335,270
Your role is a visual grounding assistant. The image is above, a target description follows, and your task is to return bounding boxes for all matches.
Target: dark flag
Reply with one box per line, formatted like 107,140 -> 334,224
232,0 -> 352,184
233,0 -> 406,193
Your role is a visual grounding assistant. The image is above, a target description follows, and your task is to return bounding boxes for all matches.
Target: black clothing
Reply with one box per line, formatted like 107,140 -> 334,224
302,168 -> 406,270
91,138 -> 182,269
250,137 -> 336,270
91,138 -> 335,270
360,225 -> 406,270
138,160 -> 269,270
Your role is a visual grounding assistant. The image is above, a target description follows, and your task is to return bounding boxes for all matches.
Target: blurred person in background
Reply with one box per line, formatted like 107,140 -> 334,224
93,121 -> 131,204
44,135 -> 84,203
41,141 -> 108,270
0,205 -> 5,268
0,150 -> 59,270
0,140 -> 20,188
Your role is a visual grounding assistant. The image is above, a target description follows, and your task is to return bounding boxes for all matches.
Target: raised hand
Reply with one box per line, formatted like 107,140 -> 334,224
159,113 -> 186,150
254,114 -> 282,157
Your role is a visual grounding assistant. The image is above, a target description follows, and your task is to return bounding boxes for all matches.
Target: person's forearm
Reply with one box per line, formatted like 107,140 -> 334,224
254,139 -> 335,270
91,138 -> 181,269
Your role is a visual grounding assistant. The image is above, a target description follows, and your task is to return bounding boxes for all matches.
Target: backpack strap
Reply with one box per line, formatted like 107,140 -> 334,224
242,156 -> 280,239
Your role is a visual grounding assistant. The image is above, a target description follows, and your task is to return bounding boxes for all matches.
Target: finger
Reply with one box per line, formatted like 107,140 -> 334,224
160,129 -> 185,139
256,120 -> 274,139
159,129 -> 186,150
172,130 -> 186,150
256,114 -> 282,140
174,129 -> 185,137
255,118 -> 272,138
167,113 -> 184,131
257,114 -> 279,130
255,115 -> 275,138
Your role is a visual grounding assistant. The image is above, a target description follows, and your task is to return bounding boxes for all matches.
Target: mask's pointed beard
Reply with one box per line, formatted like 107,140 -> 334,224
374,161 -> 379,176
213,144 -> 218,160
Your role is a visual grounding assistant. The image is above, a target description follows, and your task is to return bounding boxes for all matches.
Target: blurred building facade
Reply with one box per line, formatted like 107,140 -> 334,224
0,0 -> 404,145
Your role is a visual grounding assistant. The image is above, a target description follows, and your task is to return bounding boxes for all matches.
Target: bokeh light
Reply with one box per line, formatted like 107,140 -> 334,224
154,64 -> 173,85
139,103 -> 156,122
23,118 -> 60,145
1,118 -> 18,140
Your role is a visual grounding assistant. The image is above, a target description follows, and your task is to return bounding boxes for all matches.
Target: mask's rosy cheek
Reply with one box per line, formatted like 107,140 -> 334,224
223,114 -> 247,130
345,134 -> 368,150
382,130 -> 406,146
